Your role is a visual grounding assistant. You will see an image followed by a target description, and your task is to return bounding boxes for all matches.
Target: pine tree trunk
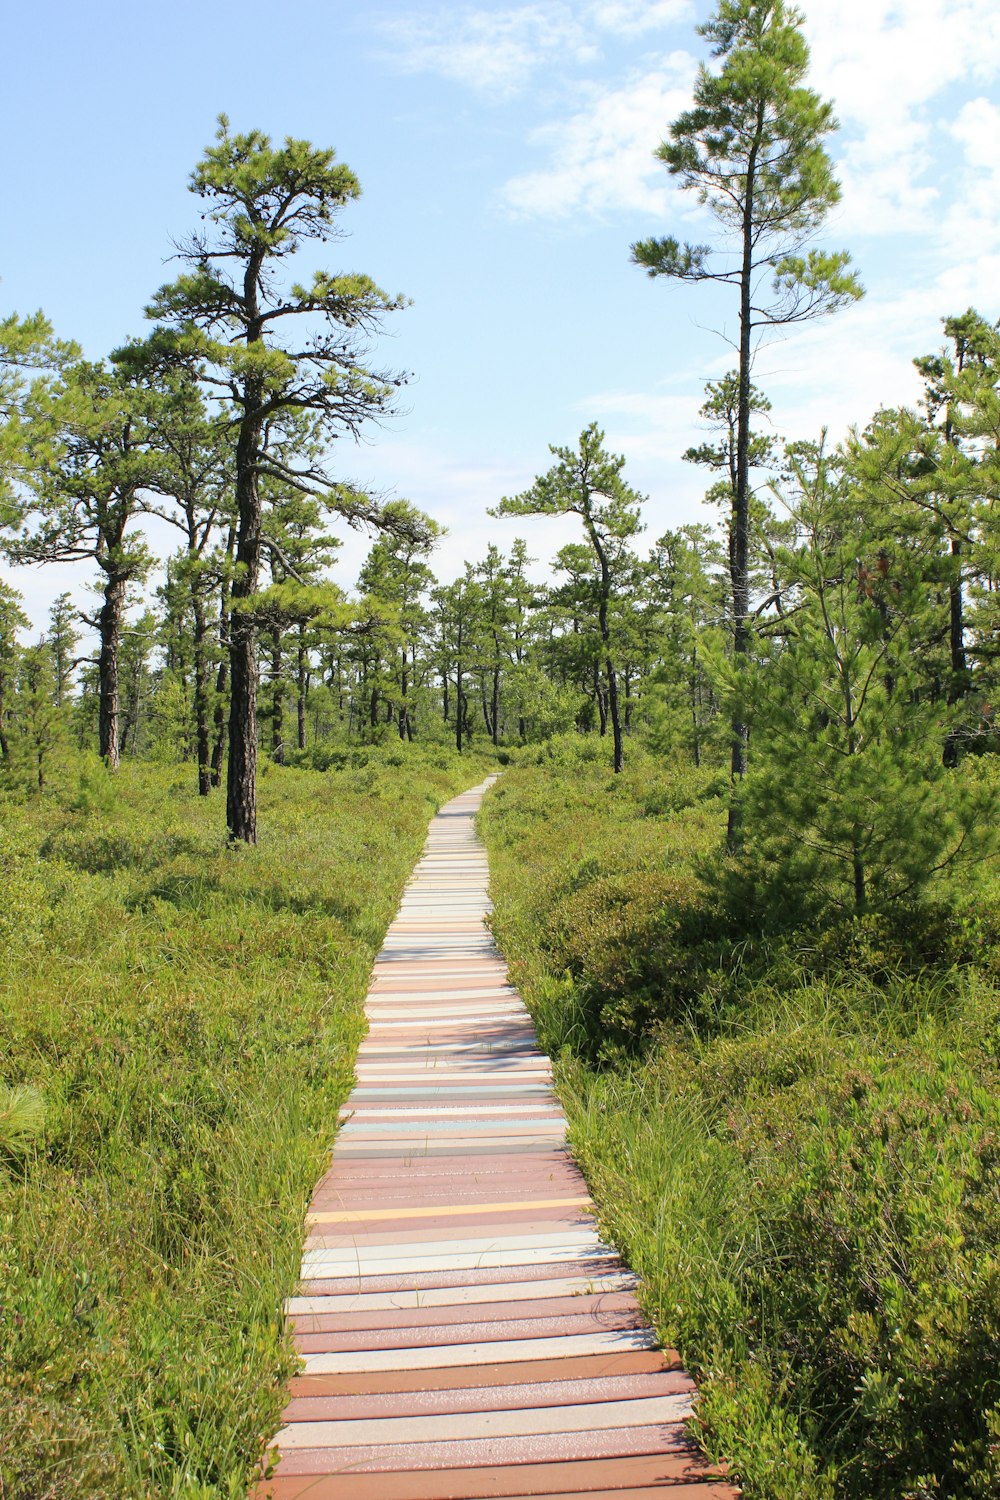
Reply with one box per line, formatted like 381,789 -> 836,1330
297,632 -> 308,751
491,666 -> 500,748
192,591 -> 212,796
853,836 -> 866,914
943,536 -> 968,767
211,523 -> 236,789
0,670 -> 9,762
226,410 -> 263,844
595,662 -> 608,736
271,627 -> 284,765
226,614 -> 258,842
727,118 -> 762,849
606,657 -> 624,775
399,655 -> 408,740
98,570 -> 126,770
690,670 -> 701,769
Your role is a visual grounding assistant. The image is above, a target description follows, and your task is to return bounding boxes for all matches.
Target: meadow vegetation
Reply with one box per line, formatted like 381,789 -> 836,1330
1,7 -> 998,1496
480,739 -> 1000,1500
0,745 -> 492,1500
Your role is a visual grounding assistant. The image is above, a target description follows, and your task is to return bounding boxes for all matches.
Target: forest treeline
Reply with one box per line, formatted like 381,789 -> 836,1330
3,310 -> 1000,909
1,0 -> 999,900
0,65 -> 997,931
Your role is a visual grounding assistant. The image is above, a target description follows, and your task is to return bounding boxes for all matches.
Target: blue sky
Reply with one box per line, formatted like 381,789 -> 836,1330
3,0 -> 999,631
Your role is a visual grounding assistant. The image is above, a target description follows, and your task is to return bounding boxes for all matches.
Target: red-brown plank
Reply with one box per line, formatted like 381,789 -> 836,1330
256,1453 -> 728,1499
266,1423 -> 696,1473
285,1351 -> 679,1399
282,1369 -> 693,1422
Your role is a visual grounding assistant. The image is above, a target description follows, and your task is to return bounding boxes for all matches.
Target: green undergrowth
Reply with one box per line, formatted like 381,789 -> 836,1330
0,745 -> 493,1500
479,741 -> 1000,1500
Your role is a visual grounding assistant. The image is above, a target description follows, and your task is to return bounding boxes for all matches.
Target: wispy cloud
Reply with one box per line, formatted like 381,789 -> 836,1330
587,0 -> 691,37
375,6 -> 594,100
501,52 -> 697,218
802,0 -> 1000,238
485,0 -> 1000,246
373,1 -> 691,99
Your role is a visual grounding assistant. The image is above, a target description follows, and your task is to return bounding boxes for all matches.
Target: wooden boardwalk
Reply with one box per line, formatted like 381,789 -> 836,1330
259,779 -> 738,1500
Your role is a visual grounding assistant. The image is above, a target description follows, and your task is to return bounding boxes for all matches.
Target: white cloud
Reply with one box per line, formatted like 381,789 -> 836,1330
572,270 -> 993,532
501,52 -> 697,218
936,98 -> 1000,260
801,0 -> 1000,237
588,0 -> 692,36
484,0 -> 1000,249
375,6 -> 595,100
374,1 -> 690,98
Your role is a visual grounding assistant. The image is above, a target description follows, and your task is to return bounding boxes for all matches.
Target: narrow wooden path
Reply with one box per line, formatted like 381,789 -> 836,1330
259,779 -> 738,1500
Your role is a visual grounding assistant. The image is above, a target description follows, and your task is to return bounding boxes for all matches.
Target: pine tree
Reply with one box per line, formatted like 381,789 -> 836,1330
47,593 -> 80,709
8,361 -> 157,768
0,581 -> 28,763
495,424 -> 644,771
632,0 -> 862,839
736,441 -> 993,918
144,117 -> 413,841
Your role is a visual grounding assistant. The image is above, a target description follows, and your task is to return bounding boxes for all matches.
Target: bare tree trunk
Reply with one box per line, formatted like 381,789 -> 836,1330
270,626 -> 285,765
192,591 -> 212,796
727,120 -> 762,848
211,522 -> 236,789
98,571 -> 126,770
297,631 -> 308,751
227,408 -> 263,843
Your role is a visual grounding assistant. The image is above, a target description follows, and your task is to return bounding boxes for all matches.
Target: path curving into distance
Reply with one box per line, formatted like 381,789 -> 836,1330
258,778 -> 739,1500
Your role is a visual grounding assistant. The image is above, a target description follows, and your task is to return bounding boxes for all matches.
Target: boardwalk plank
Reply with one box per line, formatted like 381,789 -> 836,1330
257,779 -> 738,1498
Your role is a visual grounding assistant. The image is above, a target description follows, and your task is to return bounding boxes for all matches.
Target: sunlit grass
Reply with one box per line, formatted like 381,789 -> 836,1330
0,747 -> 493,1499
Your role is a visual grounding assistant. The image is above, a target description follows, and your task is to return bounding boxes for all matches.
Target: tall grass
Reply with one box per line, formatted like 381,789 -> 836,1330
0,747 -> 493,1499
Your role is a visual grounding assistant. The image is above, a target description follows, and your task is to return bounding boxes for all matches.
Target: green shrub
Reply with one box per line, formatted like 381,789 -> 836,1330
481,756 -> 1000,1499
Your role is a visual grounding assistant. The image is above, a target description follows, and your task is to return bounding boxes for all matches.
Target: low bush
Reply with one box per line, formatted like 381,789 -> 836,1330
481,750 -> 1000,1499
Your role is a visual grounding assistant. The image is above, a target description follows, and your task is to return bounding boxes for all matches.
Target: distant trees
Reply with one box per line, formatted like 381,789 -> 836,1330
0,86 -> 997,940
736,439 -> 993,916
0,581 -> 28,763
132,368 -> 232,793
7,362 -> 158,769
357,501 -> 439,742
632,0 -> 862,840
495,424 -> 645,771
